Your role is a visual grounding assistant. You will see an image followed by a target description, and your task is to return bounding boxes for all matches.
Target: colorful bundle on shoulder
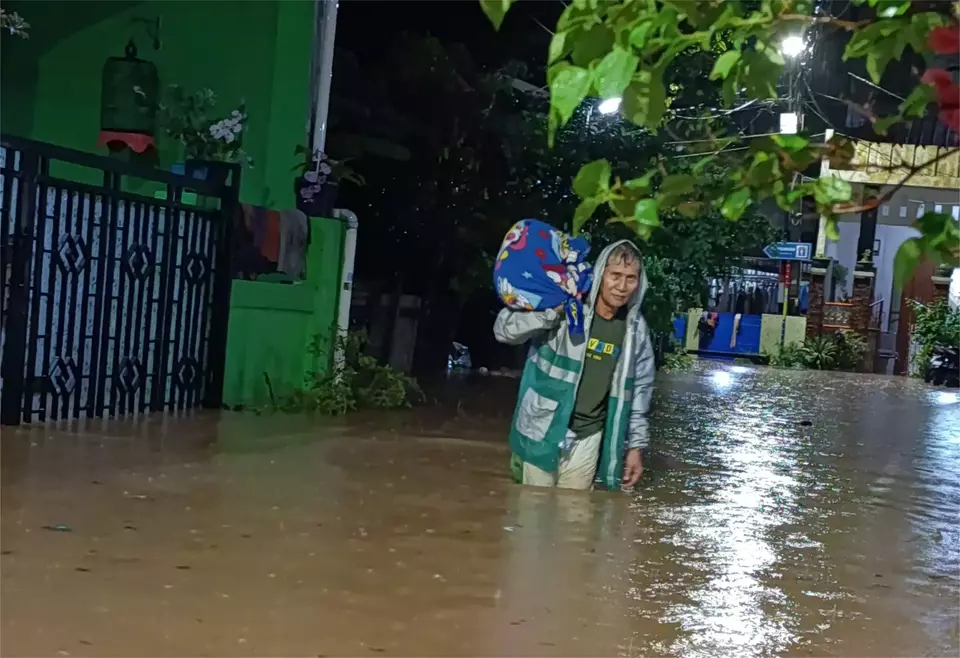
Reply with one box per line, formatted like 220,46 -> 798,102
493,219 -> 593,336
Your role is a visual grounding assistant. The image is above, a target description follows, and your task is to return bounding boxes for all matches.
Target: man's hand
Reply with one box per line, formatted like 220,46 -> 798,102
622,449 -> 643,487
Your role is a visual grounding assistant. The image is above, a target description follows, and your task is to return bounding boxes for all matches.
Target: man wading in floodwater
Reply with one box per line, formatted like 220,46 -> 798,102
494,241 -> 655,490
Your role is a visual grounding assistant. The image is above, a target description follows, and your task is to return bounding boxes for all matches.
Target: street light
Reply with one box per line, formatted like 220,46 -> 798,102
781,35 -> 805,58
598,97 -> 621,114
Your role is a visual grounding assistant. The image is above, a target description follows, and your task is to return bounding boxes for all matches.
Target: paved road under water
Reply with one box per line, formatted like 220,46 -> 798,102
1,364 -> 958,657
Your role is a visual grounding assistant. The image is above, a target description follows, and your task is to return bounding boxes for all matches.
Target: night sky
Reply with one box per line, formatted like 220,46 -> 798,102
337,0 -> 560,78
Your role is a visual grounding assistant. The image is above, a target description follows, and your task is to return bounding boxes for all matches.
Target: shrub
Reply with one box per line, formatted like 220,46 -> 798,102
767,342 -> 806,368
800,336 -> 838,370
768,330 -> 865,371
265,330 -> 422,415
910,299 -> 960,378
661,349 -> 695,373
834,330 -> 868,371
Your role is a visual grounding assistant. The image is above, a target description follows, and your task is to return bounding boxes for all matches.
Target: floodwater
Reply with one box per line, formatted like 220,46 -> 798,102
1,364 -> 958,657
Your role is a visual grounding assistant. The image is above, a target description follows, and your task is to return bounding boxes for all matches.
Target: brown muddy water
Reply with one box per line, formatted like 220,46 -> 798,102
1,363 -> 958,657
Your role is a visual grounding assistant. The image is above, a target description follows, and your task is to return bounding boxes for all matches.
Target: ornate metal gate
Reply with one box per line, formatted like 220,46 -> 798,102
0,135 -> 238,425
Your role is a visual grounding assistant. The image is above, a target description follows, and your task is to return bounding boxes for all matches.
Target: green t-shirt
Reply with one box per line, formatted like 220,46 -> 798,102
569,310 -> 627,438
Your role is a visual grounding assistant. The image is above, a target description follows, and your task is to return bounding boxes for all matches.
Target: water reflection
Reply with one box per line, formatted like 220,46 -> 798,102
648,368 -> 802,657
632,364 -> 959,657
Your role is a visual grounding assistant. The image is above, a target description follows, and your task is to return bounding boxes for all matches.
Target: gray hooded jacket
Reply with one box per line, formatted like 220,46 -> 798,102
493,240 -> 655,485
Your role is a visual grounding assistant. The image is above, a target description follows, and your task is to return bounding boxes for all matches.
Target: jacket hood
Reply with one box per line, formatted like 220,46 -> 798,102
588,239 -> 647,311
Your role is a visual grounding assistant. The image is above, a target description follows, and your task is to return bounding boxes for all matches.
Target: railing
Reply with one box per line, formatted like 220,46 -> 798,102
869,299 -> 884,331
0,135 -> 240,424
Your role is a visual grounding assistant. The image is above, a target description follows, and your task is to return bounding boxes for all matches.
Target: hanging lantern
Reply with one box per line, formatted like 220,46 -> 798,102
98,39 -> 159,155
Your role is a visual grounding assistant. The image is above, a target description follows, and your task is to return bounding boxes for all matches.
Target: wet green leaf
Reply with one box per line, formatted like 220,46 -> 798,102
866,49 -> 894,84
873,0 -> 911,18
624,170 -> 656,193
634,198 -> 660,226
721,187 -> 752,220
660,174 -> 696,197
549,31 -> 570,64
813,178 -> 852,206
710,50 -> 741,80
573,198 -> 599,235
894,237 -> 923,287
900,84 -> 937,119
621,69 -> 666,129
557,2 -> 595,30
759,42 -> 785,67
740,50 -> 782,99
772,134 -> 809,153
479,0 -> 514,30
572,24 -> 614,67
629,20 -> 654,50
677,201 -> 703,218
573,159 -> 611,199
825,217 -> 840,242
873,115 -> 900,135
594,46 -> 639,99
549,64 -> 592,127
609,196 -> 636,217
914,211 -> 953,237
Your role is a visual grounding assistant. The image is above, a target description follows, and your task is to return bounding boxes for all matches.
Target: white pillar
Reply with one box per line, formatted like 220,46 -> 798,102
311,0 -> 338,154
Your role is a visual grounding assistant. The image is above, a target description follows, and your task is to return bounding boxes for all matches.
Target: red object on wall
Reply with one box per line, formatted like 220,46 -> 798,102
97,131 -> 156,154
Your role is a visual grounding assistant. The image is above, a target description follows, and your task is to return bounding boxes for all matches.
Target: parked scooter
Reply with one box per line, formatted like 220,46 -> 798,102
924,345 -> 960,388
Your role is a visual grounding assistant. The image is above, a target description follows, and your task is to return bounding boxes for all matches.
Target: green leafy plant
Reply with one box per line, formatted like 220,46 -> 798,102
265,330 -> 422,415
768,330 -> 865,370
158,85 -> 253,165
767,342 -> 807,368
834,329 -> 868,371
661,348 -> 695,372
800,335 -> 839,370
293,146 -> 365,186
481,0 -> 960,285
1,9 -> 29,38
910,298 -> 960,377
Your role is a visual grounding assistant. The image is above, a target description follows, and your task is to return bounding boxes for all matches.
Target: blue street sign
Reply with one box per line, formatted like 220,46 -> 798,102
763,242 -> 812,261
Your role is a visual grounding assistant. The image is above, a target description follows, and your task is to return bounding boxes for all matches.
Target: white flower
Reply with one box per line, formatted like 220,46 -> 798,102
231,110 -> 241,118
223,131 -> 235,144
304,171 -> 319,183
320,162 -> 332,175
209,120 -> 232,140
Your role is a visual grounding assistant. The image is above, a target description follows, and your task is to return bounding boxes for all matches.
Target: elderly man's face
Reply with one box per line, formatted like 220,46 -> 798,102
600,256 -> 640,311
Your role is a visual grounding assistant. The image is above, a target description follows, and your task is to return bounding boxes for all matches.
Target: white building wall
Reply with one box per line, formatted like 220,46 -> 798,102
823,186 -> 960,332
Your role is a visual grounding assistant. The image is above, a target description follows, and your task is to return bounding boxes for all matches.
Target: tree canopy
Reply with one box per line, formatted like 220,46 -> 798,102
481,0 -> 960,286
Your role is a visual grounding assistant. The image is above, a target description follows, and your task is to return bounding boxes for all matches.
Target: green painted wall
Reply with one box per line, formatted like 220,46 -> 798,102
0,0 -> 313,208
222,217 -> 345,408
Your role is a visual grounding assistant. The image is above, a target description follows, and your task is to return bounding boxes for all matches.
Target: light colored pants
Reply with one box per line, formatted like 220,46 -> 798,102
522,430 -> 602,490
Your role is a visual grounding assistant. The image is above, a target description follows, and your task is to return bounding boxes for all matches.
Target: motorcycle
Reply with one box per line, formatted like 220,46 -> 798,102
924,345 -> 960,388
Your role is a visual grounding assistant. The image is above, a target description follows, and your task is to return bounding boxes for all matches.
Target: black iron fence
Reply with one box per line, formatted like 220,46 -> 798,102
0,135 -> 239,425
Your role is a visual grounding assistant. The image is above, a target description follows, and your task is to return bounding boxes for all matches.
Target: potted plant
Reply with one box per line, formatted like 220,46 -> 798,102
855,248 -> 875,273
159,85 -> 253,185
293,145 -> 365,216
933,264 -> 954,279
